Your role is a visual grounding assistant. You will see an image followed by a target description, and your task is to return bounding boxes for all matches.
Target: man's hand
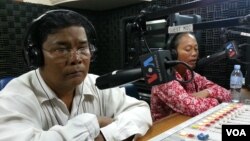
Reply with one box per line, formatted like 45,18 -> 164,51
95,132 -> 105,141
95,117 -> 113,141
97,116 -> 114,128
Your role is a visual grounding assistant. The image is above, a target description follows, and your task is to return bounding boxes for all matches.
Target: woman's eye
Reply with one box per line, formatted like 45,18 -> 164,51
185,48 -> 191,52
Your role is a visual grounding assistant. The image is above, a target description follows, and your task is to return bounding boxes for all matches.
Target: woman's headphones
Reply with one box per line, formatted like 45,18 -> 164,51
23,9 -> 97,69
164,33 -> 182,60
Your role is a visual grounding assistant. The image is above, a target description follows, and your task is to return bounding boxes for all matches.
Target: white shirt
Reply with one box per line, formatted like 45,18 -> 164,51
0,69 -> 152,141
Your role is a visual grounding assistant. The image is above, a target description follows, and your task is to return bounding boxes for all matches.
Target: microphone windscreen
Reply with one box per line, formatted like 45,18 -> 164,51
96,68 -> 142,89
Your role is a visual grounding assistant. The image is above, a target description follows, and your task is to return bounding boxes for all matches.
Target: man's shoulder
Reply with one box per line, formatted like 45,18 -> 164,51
84,73 -> 99,84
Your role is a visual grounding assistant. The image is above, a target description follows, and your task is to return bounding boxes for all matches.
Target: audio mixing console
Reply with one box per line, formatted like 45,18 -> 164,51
149,103 -> 250,141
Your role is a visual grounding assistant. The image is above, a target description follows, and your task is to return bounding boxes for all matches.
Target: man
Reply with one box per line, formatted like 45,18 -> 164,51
0,9 -> 152,141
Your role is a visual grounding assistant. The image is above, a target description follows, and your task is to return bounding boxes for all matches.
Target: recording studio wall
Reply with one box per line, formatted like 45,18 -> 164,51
0,0 -> 50,78
0,0 -> 249,89
0,0 -> 96,78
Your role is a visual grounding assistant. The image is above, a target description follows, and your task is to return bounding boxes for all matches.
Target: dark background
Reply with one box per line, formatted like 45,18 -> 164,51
0,0 -> 249,91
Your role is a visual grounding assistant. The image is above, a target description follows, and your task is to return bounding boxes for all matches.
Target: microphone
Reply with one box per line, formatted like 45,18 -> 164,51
126,10 -> 147,33
239,14 -> 250,24
139,50 -> 176,85
196,41 -> 239,69
196,50 -> 226,69
95,68 -> 142,90
96,50 -> 177,89
126,5 -> 167,33
227,30 -> 250,37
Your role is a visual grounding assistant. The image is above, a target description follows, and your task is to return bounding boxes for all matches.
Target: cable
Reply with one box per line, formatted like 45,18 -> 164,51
35,70 -> 83,125
35,70 -> 62,125
232,59 -> 250,65
165,60 -> 195,83
142,36 -> 152,53
232,43 -> 250,65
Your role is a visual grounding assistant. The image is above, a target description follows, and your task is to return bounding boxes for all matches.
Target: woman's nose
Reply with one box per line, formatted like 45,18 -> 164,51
191,49 -> 199,57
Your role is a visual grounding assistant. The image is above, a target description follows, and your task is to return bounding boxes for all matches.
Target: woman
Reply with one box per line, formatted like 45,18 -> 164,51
150,32 -> 231,121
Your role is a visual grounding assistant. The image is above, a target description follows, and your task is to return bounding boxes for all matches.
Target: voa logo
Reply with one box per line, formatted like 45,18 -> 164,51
226,129 -> 246,137
143,56 -> 158,84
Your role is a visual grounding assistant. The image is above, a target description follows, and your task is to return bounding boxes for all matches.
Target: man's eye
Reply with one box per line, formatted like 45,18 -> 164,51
55,48 -> 69,53
81,46 -> 89,50
79,46 -> 90,51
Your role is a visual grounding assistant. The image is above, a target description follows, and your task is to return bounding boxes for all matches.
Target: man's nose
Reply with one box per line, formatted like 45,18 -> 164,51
69,49 -> 81,61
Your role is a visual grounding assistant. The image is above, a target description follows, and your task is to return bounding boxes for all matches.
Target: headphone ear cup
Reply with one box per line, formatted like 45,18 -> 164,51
171,49 -> 178,60
89,44 -> 97,62
24,45 -> 43,69
165,34 -> 178,60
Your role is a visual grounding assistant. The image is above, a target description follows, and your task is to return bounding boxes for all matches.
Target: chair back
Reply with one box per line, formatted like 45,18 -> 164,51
123,83 -> 139,99
0,77 -> 14,90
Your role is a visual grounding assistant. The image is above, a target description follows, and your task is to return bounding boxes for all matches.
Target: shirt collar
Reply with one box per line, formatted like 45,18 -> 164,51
34,69 -> 95,104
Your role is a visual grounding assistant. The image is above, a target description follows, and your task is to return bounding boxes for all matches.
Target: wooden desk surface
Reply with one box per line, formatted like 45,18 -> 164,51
137,113 -> 191,141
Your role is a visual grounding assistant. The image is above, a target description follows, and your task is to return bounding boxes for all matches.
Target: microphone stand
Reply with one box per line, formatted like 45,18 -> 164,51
144,0 -> 233,21
145,15 -> 250,36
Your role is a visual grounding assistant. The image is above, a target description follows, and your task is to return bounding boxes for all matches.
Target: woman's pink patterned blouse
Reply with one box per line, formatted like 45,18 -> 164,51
151,70 -> 231,121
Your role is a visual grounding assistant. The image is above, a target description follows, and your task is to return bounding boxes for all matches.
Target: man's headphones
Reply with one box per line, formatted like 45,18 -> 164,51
23,9 -> 97,69
164,33 -> 182,60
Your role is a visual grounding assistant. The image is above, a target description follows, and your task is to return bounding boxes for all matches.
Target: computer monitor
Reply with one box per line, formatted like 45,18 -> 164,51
145,19 -> 167,51
144,13 -> 202,50
170,12 -> 202,43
